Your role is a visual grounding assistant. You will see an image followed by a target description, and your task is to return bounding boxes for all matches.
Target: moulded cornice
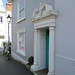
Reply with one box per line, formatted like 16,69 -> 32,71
32,10 -> 57,22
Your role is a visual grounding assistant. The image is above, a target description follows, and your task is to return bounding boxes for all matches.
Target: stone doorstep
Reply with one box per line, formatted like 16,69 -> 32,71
33,69 -> 48,75
25,64 -> 48,75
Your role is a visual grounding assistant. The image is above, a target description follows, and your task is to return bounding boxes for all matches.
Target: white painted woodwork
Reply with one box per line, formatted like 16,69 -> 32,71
31,29 -> 39,71
47,27 -> 55,75
34,29 -> 38,65
32,3 -> 57,30
39,29 -> 46,69
17,28 -> 26,56
31,4 -> 57,75
37,29 -> 41,69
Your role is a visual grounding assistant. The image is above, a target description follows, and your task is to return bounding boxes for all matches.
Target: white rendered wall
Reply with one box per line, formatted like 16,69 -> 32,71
0,10 -> 12,48
55,0 -> 75,75
0,12 -> 7,48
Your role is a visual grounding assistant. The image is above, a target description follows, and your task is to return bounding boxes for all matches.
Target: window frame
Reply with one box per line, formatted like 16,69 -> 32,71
17,0 -> 25,23
17,28 -> 26,56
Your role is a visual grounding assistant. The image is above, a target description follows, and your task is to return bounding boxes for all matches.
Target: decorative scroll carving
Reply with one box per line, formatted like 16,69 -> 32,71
32,3 -> 57,21
7,0 -> 12,3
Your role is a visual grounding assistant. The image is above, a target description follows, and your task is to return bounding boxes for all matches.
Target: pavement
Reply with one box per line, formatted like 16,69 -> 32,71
0,48 -> 3,54
0,55 -> 34,75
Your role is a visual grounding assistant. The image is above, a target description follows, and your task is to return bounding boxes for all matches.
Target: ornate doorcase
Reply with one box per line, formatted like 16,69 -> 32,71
31,3 -> 57,75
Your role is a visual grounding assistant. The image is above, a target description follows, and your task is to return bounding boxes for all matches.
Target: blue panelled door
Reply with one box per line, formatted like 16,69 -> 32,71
46,29 -> 49,70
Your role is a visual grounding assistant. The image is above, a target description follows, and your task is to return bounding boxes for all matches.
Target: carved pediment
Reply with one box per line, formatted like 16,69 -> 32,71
7,0 -> 12,3
32,3 -> 57,21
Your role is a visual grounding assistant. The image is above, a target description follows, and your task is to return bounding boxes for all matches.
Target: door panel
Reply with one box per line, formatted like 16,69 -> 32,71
40,29 -> 46,69
46,29 -> 49,70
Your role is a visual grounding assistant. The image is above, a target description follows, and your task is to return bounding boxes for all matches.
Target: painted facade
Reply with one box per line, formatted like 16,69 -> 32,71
0,1 -> 12,48
55,0 -> 75,75
7,0 -> 54,65
8,0 -> 75,75
0,5 -> 6,48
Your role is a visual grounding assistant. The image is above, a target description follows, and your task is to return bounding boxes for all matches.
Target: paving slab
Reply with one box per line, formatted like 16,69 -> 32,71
0,55 -> 34,75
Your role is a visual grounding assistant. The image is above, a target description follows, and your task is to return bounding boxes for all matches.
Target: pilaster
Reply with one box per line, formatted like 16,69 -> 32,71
31,29 -> 39,71
47,27 -> 55,75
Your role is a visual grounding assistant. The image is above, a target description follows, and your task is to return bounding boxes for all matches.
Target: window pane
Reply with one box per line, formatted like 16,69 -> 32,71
20,9 -> 24,19
19,0 -> 24,11
19,0 -> 24,19
19,32 -> 24,51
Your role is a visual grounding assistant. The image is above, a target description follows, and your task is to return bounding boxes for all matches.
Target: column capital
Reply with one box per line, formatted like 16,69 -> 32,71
49,26 -> 55,30
34,29 -> 37,32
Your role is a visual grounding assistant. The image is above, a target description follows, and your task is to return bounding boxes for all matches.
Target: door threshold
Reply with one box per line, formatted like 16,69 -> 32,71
34,68 -> 48,75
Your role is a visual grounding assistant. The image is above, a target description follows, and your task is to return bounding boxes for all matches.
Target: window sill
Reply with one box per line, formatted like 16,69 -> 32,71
17,17 -> 26,23
0,22 -> 3,24
17,51 -> 26,57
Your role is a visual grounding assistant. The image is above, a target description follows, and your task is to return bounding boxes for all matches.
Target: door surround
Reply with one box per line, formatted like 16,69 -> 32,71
31,3 -> 57,75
